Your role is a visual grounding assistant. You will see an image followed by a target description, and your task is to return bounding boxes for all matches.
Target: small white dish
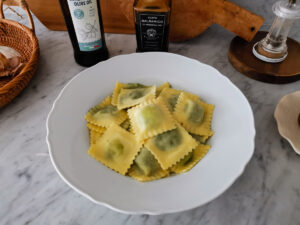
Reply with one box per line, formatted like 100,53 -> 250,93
274,91 -> 300,155
46,52 -> 255,215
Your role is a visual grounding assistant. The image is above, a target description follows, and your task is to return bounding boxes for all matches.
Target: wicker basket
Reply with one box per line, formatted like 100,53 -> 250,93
0,0 -> 39,108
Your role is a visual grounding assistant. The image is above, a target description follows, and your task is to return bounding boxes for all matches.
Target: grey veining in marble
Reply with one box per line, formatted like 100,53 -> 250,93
1,1 -> 300,225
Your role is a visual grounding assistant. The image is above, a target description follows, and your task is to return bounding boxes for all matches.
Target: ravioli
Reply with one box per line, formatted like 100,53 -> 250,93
128,148 -> 169,181
170,144 -> 211,174
112,82 -> 148,106
174,93 -> 214,136
85,96 -> 127,128
145,123 -> 198,170
86,81 -> 215,182
128,97 -> 176,141
117,86 -> 156,110
88,124 -> 141,175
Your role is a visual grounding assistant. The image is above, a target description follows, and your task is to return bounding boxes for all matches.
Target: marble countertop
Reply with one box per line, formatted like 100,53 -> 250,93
1,7 -> 300,225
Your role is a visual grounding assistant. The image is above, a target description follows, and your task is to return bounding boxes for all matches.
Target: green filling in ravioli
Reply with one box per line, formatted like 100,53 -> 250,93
154,128 -> 182,151
184,100 -> 205,124
135,148 -> 160,176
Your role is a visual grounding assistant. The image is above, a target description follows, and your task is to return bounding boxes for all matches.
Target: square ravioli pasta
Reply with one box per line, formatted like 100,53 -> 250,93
88,124 -> 141,175
128,148 -> 169,182
85,96 -> 127,128
85,81 -> 215,182
128,97 -> 176,141
145,123 -> 198,170
174,93 -> 214,136
111,82 -> 149,106
117,86 -> 156,110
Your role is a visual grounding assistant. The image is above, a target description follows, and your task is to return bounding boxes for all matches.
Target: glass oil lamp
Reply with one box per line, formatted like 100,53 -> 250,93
253,0 -> 300,63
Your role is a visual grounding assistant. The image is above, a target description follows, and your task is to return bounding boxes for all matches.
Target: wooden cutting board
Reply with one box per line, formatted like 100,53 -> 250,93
25,0 -> 264,42
24,0 -> 135,34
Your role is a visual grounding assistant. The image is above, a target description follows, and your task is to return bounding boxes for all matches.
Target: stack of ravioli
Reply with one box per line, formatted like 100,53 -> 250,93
85,82 -> 214,182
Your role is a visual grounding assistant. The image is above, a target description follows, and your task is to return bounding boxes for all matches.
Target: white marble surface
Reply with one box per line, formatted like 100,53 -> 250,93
1,4 -> 300,225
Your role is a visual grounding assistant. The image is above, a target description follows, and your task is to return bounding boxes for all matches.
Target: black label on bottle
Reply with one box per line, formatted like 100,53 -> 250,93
139,13 -> 166,50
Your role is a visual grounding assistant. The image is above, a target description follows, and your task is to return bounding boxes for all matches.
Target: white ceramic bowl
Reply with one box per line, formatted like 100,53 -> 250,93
47,52 -> 255,215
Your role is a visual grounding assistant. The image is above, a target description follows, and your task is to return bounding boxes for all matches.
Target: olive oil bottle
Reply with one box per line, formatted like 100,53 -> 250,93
134,0 -> 171,52
59,0 -> 108,67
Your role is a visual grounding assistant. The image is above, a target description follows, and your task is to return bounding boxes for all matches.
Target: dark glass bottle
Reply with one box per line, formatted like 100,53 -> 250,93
59,0 -> 108,67
134,0 -> 171,52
